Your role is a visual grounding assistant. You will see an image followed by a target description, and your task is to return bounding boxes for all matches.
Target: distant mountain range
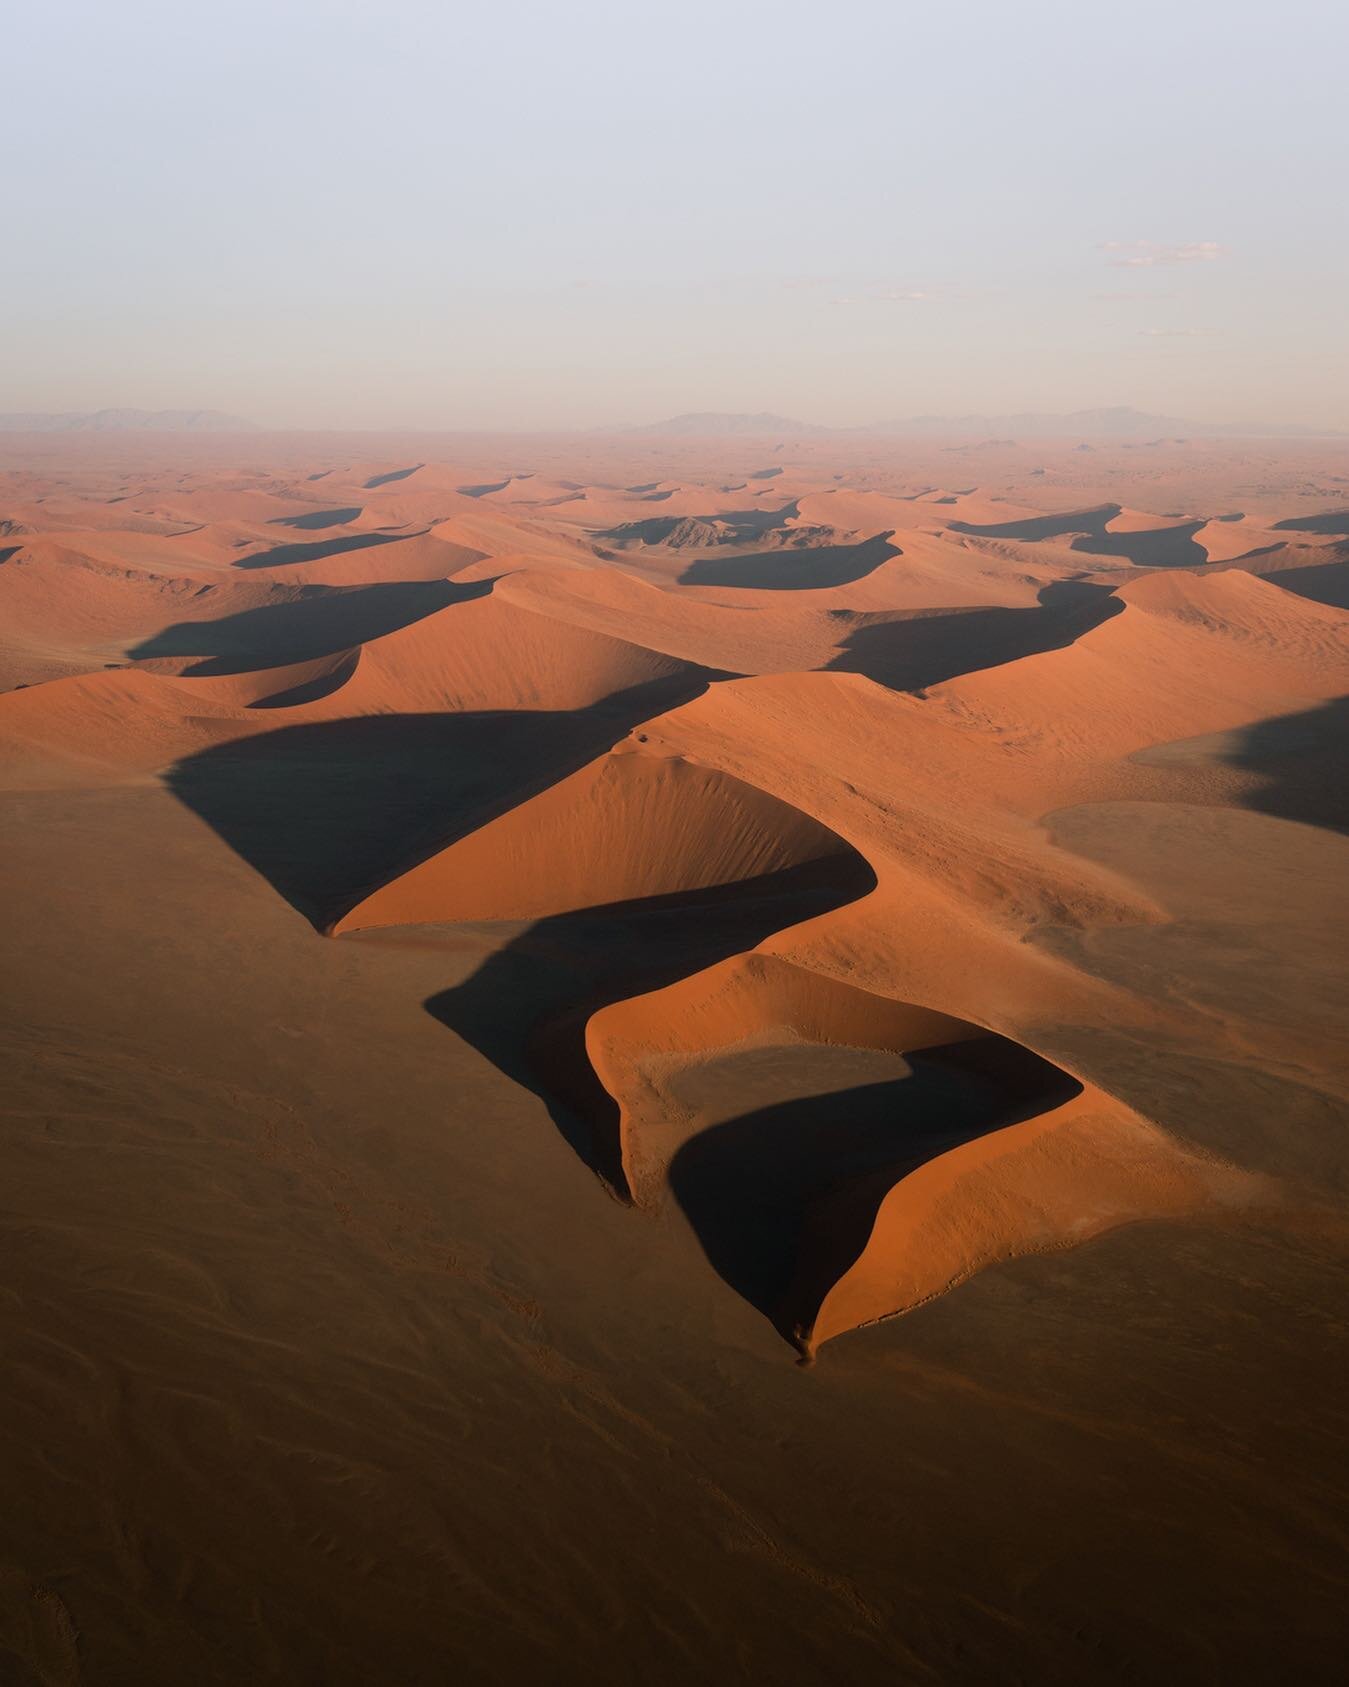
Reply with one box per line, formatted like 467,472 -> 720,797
627,406 -> 1341,440
626,411 -> 829,437
0,408 -> 258,433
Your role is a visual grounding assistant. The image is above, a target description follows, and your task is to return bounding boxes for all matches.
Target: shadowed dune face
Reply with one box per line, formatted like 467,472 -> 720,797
363,464 -> 423,488
668,1034 -> 1082,1348
374,755 -> 879,1191
1071,521 -> 1208,569
1258,552 -> 1349,610
1272,509 -> 1349,535
949,503 -> 1212,568
828,580 -> 1123,692
949,503 -> 1122,543
679,531 -> 900,589
571,950 -> 1237,1355
2,438 -> 1346,1683
1143,695 -> 1349,835
268,506 -> 364,530
232,530 -> 422,569
165,679 -> 711,930
131,579 -> 490,674
335,752 -> 863,931
424,858 -> 875,1192
1232,696 -> 1349,832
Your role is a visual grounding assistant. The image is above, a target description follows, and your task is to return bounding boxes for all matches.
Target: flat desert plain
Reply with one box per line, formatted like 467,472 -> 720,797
1,430 -> 1346,1684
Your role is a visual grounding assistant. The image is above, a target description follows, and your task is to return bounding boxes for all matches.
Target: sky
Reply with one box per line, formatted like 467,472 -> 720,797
4,0 -> 1346,431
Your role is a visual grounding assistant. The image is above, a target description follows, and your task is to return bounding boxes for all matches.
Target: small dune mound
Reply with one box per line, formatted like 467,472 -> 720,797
335,749 -> 857,932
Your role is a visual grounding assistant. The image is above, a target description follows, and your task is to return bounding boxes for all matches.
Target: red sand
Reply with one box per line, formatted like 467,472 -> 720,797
1,431 -> 1345,1685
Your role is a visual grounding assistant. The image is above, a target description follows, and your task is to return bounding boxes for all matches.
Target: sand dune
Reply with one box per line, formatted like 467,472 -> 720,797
1,433 -> 1345,1684
335,747 -> 859,931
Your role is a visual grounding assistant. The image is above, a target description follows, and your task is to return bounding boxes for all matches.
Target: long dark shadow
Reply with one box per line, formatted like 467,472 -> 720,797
1259,551 -> 1349,610
668,1036 -> 1082,1343
1220,695 -> 1349,834
233,531 -> 420,570
423,853 -> 877,1193
680,532 -> 899,590
828,580 -> 1122,692
1071,521 -> 1208,569
268,506 -> 364,530
130,578 -> 492,674
1272,510 -> 1349,535
364,465 -> 423,488
948,504 -> 1121,543
950,503 -> 1221,568
163,670 -> 718,930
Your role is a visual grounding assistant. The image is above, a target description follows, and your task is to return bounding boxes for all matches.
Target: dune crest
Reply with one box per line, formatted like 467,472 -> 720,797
3,434 -> 1343,1369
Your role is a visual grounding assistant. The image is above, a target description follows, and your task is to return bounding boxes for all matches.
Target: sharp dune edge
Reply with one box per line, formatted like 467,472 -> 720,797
2,433 -> 1347,1682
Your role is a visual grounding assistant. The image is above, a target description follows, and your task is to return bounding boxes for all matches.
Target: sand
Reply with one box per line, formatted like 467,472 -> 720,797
1,430 -> 1346,1684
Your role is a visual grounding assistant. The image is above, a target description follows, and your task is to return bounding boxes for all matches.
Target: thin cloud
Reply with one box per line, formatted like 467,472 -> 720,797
1140,327 -> 1215,338
831,287 -> 937,305
1102,240 -> 1227,268
1093,289 -> 1176,301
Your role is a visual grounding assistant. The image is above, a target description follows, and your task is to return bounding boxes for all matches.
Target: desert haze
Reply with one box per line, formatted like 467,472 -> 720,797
0,425 -> 1345,1682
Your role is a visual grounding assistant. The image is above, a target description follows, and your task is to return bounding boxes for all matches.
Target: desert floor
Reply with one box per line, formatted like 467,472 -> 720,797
2,431 -> 1346,1684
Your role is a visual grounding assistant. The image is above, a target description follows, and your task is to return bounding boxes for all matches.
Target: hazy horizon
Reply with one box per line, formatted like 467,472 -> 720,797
6,0 -> 1347,431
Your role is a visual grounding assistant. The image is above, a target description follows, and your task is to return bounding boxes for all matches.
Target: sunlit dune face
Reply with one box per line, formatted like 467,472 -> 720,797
0,434 -> 1341,1358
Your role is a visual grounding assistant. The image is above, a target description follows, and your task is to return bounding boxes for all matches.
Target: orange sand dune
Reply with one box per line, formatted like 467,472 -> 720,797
928,566 -> 1349,764
1,435 -> 1345,1685
798,1090 -> 1257,1355
0,538 -> 310,688
335,748 -> 859,931
276,587 -> 714,720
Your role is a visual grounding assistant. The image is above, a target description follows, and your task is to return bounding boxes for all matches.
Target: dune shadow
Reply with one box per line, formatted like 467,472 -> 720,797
1071,521 -> 1208,569
668,1037 -> 1081,1339
233,530 -> 418,570
130,578 -> 491,675
704,500 -> 800,538
424,855 -> 877,1191
1221,696 -> 1349,834
828,580 -> 1122,692
950,503 -> 1216,568
164,672 -> 714,931
949,504 -> 1121,543
269,507 -> 364,531
1260,551 -> 1349,610
364,465 -> 423,488
680,532 -> 899,590
1272,510 -> 1349,535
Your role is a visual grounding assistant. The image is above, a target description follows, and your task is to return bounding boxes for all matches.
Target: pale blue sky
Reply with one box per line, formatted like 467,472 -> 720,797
5,0 -> 1346,429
